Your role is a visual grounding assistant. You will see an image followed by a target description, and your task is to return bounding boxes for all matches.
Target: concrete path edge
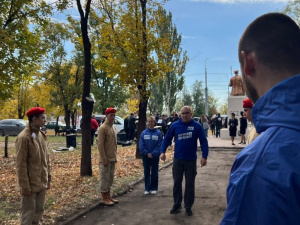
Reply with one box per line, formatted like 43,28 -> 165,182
56,161 -> 174,225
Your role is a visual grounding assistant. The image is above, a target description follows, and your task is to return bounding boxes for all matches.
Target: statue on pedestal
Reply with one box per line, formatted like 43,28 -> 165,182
229,70 -> 245,96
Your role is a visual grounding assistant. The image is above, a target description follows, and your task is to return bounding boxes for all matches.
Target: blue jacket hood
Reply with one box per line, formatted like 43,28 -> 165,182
253,75 -> 300,133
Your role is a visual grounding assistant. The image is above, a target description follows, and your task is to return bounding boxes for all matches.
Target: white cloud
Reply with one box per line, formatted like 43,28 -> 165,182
188,0 -> 290,3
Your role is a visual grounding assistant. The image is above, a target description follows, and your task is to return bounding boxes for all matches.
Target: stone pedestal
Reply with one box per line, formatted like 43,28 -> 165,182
220,95 -> 246,140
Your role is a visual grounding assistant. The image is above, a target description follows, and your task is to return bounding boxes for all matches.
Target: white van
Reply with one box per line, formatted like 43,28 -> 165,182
95,115 -> 124,134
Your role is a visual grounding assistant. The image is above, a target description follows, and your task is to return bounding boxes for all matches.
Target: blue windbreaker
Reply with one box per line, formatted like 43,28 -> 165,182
160,118 -> 209,160
221,75 -> 300,225
139,128 -> 162,158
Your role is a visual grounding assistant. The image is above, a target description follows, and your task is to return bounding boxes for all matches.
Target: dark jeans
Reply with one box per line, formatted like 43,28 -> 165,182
172,158 -> 197,209
142,155 -> 159,191
216,127 -> 221,138
211,127 -> 215,135
91,129 -> 96,145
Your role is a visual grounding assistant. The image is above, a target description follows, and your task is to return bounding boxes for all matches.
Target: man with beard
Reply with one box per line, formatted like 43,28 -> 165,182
221,13 -> 300,225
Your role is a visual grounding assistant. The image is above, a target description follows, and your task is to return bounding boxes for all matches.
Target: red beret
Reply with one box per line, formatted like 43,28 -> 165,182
243,98 -> 253,108
105,108 -> 117,115
26,107 -> 46,117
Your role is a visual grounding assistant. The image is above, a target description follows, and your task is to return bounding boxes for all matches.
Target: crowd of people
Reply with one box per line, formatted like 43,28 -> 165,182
14,12 -> 300,225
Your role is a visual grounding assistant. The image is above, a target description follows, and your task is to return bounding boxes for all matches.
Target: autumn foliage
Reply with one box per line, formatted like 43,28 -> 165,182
0,140 -> 173,224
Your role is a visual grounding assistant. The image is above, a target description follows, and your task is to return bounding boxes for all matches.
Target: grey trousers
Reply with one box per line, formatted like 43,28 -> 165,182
172,158 -> 197,209
99,161 -> 116,192
20,189 -> 46,225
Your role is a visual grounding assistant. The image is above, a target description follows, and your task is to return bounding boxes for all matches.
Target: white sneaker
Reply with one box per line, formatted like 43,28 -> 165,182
144,191 -> 150,195
151,190 -> 157,195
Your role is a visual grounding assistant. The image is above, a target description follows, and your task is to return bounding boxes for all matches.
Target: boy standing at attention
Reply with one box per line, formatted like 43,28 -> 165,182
15,107 -> 51,225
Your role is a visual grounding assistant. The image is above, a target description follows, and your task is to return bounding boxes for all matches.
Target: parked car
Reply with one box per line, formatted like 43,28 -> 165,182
76,115 -> 124,135
95,115 -> 124,134
193,117 -> 200,122
43,121 -> 76,135
45,121 -> 66,130
0,119 -> 27,136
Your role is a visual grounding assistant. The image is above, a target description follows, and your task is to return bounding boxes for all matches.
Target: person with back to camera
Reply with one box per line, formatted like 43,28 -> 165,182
238,111 -> 247,144
160,106 -> 209,217
139,116 -> 163,195
215,113 -> 222,138
228,113 -> 238,145
220,13 -> 300,225
91,115 -> 99,146
201,114 -> 209,137
15,107 -> 51,225
210,116 -> 216,136
128,113 -> 137,141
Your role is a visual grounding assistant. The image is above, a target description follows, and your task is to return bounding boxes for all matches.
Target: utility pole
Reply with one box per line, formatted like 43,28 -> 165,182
205,58 -> 208,116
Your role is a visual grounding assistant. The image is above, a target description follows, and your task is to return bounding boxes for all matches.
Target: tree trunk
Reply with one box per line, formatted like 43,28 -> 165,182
64,105 -> 71,127
136,0 -> 148,159
77,0 -> 93,176
81,97 -> 94,176
166,84 -> 171,116
136,90 -> 148,159
71,109 -> 77,127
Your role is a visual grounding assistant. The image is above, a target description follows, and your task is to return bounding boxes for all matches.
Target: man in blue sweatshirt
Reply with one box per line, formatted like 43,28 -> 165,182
160,106 -> 209,216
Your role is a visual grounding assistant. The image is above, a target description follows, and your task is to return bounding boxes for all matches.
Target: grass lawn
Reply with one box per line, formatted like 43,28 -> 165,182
0,133 -> 173,225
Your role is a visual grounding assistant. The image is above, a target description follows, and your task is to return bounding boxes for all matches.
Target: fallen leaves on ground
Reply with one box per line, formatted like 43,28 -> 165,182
0,143 -> 173,225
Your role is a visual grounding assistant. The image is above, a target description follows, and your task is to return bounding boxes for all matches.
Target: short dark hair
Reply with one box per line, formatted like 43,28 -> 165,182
239,13 -> 300,74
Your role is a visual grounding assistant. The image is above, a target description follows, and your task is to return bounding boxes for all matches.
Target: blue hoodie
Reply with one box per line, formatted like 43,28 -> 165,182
160,118 -> 209,160
221,75 -> 300,225
139,128 -> 162,158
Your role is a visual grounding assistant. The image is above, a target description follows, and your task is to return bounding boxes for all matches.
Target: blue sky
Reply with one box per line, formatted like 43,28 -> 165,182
163,0 -> 289,103
48,0 -> 290,104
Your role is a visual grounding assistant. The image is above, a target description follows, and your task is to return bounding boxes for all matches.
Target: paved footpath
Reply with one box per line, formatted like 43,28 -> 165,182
61,137 -> 242,225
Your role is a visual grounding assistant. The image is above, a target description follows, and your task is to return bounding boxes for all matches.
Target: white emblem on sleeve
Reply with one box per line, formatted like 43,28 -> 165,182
144,135 -> 150,140
152,135 -> 158,140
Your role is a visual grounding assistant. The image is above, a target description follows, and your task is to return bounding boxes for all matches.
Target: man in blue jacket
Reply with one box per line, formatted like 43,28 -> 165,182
160,106 -> 209,216
221,13 -> 300,225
